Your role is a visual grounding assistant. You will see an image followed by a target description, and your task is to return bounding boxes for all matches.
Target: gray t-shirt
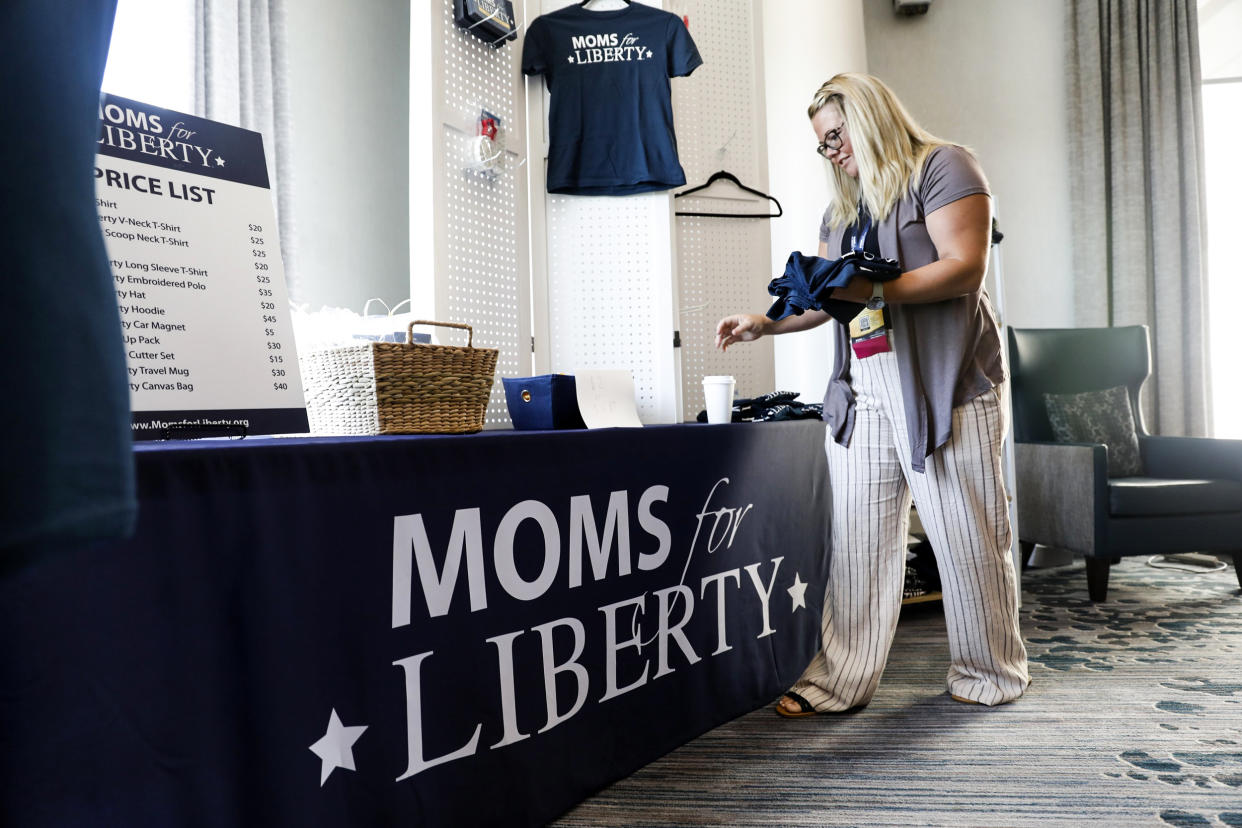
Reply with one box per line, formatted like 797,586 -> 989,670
817,144 -> 1004,472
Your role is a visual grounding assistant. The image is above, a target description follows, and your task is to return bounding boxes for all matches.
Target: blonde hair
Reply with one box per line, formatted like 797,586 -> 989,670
808,73 -> 954,229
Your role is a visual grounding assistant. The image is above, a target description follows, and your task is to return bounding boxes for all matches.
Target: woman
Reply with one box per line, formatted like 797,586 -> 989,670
716,73 -> 1029,714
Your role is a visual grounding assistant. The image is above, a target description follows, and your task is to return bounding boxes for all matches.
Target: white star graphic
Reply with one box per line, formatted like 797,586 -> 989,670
787,573 -> 808,612
309,708 -> 368,786
645,49 -> 653,58
567,55 -> 574,62
214,156 -> 227,166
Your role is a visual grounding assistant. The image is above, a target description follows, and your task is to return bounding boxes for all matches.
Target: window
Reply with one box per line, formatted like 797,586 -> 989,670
102,0 -> 195,112
1200,0 -> 1242,437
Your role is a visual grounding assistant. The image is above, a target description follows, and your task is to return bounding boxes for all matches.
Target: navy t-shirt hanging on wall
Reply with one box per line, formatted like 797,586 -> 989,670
522,2 -> 702,196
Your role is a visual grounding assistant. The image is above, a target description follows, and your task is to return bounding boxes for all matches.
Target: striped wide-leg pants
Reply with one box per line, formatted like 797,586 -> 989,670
790,350 -> 1029,709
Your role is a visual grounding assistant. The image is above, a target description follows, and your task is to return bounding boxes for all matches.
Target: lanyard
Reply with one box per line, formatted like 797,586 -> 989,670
850,206 -> 872,254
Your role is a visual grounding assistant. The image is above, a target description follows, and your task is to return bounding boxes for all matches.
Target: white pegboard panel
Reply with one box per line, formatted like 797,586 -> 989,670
439,1 -> 519,127
669,0 -> 765,190
545,191 -> 677,422
675,207 -> 775,417
668,0 -> 775,420
416,0 -> 530,426
441,125 -> 525,423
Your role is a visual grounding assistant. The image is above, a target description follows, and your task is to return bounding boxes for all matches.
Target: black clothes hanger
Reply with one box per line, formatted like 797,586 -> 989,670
579,0 -> 631,5
674,170 -> 783,219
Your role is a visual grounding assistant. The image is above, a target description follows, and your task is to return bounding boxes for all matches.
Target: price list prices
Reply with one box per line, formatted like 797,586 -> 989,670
250,224 -> 291,394
95,93 -> 308,437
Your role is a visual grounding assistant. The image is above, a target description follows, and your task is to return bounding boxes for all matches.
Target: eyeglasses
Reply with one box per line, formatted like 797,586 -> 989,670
816,124 -> 846,157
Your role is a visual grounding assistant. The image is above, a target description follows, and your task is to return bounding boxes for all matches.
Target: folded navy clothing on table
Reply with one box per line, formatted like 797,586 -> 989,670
755,402 -> 824,422
696,390 -> 823,423
766,250 -> 902,325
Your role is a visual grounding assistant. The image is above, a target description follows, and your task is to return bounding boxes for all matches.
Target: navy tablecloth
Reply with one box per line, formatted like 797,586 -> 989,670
1,422 -> 831,827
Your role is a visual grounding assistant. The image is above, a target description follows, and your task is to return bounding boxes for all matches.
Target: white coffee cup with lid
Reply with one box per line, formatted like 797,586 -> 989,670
702,375 -> 736,424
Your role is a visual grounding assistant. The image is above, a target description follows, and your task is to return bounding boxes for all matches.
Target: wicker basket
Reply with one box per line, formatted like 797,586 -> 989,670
299,320 -> 498,435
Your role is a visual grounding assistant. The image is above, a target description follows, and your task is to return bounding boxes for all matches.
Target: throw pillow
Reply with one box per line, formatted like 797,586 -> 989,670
1043,385 -> 1143,478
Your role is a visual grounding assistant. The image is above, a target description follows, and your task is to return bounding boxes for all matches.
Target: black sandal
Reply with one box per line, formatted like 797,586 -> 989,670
775,692 -> 868,718
774,691 -> 817,718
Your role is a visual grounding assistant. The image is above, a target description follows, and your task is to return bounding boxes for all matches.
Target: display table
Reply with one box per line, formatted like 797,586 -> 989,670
1,422 -> 831,827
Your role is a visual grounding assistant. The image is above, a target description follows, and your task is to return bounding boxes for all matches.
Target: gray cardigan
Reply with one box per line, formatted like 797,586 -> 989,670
818,145 -> 1006,472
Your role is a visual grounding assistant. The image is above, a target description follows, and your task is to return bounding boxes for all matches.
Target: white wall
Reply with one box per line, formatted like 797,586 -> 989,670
763,0 -> 869,402
862,0 -> 1074,328
286,0 -> 410,312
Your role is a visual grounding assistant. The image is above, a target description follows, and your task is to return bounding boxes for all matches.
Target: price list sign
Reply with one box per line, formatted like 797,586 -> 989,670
95,93 -> 308,438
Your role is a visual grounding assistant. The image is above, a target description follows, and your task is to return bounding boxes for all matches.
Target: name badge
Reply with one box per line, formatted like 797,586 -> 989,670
851,330 -> 891,359
848,307 -> 886,339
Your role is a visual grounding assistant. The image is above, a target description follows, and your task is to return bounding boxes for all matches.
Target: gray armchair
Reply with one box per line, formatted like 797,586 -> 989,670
1008,325 -> 1242,601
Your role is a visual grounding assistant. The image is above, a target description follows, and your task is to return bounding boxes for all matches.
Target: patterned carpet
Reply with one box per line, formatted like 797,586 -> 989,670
553,558 -> 1242,827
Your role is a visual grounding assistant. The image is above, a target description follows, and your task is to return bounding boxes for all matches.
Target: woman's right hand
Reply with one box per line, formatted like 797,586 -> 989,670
715,314 -> 771,351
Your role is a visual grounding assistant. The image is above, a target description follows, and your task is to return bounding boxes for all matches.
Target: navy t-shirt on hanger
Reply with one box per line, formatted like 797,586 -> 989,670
522,2 -> 702,196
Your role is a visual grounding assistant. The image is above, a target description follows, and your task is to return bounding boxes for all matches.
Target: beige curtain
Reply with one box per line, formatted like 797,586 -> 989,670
1066,0 -> 1209,436
195,0 -> 298,300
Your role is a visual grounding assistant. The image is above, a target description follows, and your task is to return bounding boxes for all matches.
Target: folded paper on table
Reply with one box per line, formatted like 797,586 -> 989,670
574,370 -> 643,429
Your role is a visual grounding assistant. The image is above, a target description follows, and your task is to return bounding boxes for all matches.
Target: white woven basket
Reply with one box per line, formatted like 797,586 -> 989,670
298,344 -> 382,435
